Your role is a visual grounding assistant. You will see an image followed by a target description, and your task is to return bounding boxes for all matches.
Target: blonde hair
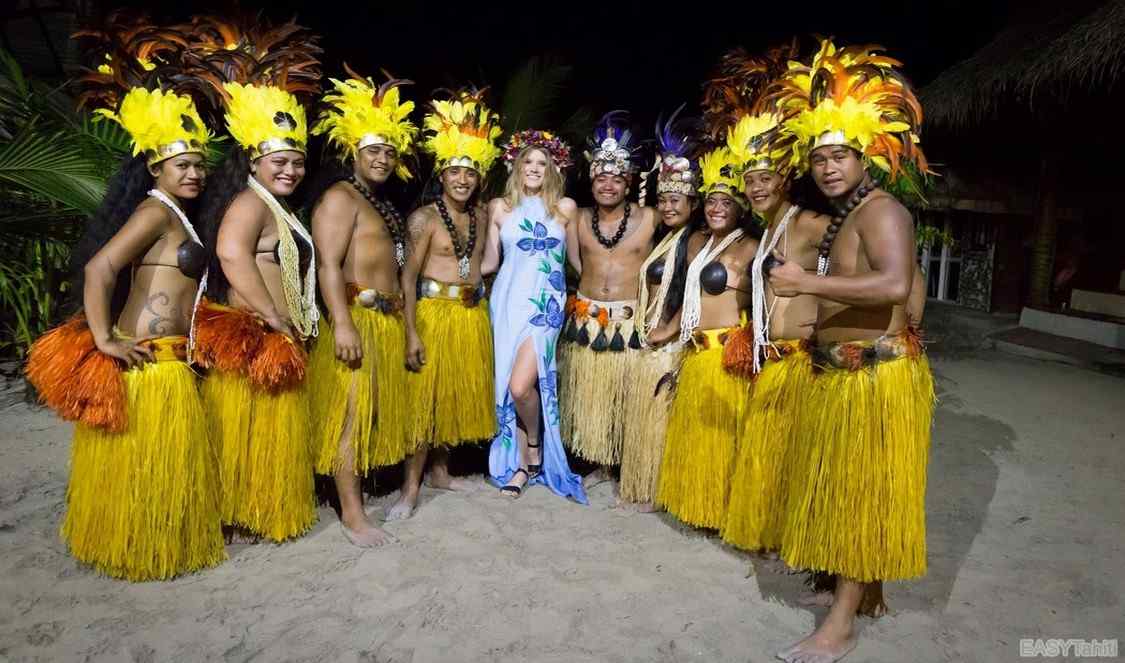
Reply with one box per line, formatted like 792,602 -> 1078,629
502,146 -> 565,218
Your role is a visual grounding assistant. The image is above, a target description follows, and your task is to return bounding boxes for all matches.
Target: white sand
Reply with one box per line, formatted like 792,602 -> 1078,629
1,352 -> 1122,662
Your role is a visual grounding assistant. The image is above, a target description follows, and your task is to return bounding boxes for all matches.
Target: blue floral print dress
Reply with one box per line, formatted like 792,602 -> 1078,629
487,195 -> 587,503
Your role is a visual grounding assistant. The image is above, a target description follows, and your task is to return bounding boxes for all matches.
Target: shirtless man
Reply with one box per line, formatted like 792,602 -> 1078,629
767,44 -> 934,659
720,118 -> 831,558
558,113 -> 658,487
389,105 -> 501,518
308,74 -> 418,546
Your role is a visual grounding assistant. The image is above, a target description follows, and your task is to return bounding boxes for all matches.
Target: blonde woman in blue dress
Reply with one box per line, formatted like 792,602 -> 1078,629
482,131 -> 586,502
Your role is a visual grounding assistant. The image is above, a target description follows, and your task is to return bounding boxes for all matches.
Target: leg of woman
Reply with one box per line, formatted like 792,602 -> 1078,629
502,339 -> 541,494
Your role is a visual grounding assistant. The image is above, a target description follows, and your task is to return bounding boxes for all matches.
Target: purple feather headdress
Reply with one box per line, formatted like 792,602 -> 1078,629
585,110 -> 641,178
655,104 -> 701,196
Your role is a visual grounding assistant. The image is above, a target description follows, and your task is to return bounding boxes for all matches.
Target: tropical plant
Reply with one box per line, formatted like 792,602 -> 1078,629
479,56 -> 594,198
915,224 -> 957,251
0,48 -> 133,362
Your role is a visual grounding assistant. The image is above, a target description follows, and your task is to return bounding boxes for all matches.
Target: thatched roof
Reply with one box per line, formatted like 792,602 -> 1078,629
922,0 -> 1125,128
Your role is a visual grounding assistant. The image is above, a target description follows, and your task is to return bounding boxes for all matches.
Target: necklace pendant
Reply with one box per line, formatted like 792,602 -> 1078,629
458,255 -> 470,279
395,242 -> 406,268
816,255 -> 830,277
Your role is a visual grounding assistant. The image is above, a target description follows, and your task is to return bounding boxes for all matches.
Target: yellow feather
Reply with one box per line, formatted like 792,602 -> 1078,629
312,76 -> 418,180
97,88 -> 210,164
223,83 -> 307,158
420,92 -> 502,174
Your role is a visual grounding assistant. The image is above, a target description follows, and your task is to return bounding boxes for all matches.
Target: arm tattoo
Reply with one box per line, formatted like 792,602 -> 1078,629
144,292 -> 179,336
407,211 -> 430,243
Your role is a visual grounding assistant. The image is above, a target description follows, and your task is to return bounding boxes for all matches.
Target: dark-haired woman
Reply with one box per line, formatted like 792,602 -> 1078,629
26,88 -> 225,581
648,147 -> 759,529
618,113 -> 700,509
192,82 -> 320,542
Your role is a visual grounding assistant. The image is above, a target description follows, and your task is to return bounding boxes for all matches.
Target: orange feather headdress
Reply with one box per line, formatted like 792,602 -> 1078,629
771,38 -> 930,181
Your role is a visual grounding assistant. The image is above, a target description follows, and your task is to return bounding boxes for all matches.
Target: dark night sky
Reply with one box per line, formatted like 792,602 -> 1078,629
124,0 -> 1014,130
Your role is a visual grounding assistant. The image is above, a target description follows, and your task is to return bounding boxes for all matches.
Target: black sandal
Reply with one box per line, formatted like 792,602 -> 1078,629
527,440 -> 542,479
500,468 -> 530,497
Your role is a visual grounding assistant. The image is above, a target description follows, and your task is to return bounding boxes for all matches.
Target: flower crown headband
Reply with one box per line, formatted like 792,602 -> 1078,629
501,129 -> 573,171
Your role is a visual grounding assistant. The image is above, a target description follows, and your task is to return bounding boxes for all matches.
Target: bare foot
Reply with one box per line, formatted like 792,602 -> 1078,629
857,582 -> 888,618
223,526 -> 262,545
798,591 -> 835,608
752,552 -> 788,575
776,622 -> 857,663
426,474 -> 476,492
340,512 -> 397,548
582,467 -> 612,490
611,497 -> 660,513
798,586 -> 887,617
385,491 -> 418,521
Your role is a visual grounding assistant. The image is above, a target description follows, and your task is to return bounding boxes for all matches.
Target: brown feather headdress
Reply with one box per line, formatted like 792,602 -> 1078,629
700,39 -> 800,145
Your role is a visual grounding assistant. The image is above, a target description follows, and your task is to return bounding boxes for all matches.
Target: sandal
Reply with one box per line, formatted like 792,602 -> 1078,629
527,440 -> 542,479
500,468 -> 530,498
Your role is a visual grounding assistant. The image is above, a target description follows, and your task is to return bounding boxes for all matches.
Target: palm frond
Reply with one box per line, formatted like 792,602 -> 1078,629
0,125 -> 107,215
498,56 -> 575,133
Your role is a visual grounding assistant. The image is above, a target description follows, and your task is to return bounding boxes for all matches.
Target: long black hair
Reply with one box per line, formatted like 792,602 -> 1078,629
198,147 -> 252,301
789,172 -> 835,218
67,154 -> 155,317
659,212 -> 706,325
301,159 -> 351,217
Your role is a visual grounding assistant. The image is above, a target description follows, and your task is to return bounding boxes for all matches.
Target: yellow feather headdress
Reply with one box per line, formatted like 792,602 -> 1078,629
698,147 -> 747,208
187,14 -> 323,160
773,39 -> 929,180
72,12 -> 215,166
421,89 -> 502,174
312,67 -> 418,180
221,83 -> 307,159
95,87 -> 210,166
725,110 -> 799,180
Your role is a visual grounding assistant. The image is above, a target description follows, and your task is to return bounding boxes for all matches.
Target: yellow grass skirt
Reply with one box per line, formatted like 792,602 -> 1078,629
721,342 -> 813,552
557,318 -> 642,466
408,297 -> 496,448
202,370 -> 316,541
655,331 -> 748,529
781,353 -> 934,582
617,345 -> 681,503
62,341 -> 225,581
309,306 -> 410,475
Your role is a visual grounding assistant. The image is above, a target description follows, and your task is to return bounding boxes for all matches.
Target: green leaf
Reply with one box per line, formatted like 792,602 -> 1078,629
499,57 -> 575,134
0,48 -> 28,100
0,125 -> 106,215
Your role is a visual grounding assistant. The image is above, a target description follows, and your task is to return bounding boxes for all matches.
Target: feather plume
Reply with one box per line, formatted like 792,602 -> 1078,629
701,40 -> 800,144
775,39 -> 930,182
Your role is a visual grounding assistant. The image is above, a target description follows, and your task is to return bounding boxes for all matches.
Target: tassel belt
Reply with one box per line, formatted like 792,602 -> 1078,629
416,277 -> 484,307
346,283 -> 404,313
561,294 -> 642,352
566,293 -> 636,322
811,327 -> 924,372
